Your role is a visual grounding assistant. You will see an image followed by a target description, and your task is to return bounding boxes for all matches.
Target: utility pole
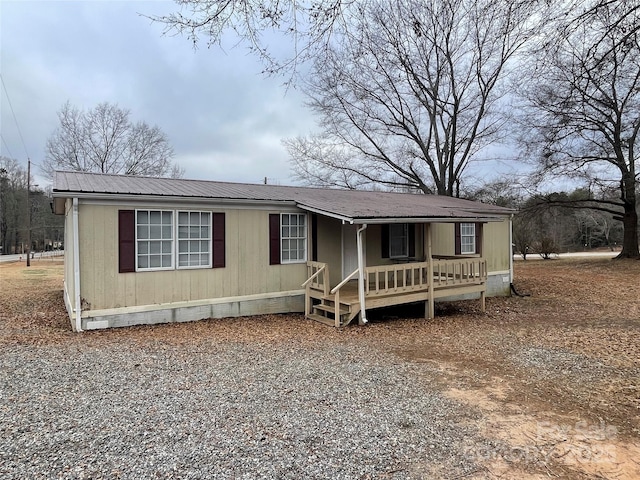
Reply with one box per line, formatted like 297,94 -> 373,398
26,159 -> 31,267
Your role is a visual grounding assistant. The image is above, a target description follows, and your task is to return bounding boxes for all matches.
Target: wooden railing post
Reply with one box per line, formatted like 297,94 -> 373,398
426,223 -> 434,319
334,290 -> 341,328
323,265 -> 329,296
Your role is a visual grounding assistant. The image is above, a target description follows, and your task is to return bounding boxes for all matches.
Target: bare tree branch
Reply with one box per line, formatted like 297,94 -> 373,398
288,0 -> 543,195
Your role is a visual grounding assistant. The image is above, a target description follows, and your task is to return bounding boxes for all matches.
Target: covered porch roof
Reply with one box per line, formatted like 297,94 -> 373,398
52,171 -> 513,222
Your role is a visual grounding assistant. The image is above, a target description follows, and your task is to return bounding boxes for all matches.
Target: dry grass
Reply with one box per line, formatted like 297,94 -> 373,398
1,256 -> 639,479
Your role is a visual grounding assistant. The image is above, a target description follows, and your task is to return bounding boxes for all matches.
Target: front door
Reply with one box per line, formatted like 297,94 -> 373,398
342,224 -> 360,278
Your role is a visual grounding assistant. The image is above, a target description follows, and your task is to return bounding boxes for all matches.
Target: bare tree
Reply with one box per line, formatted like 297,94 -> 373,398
44,102 -> 182,179
149,0 -> 351,76
569,1 -> 640,54
520,1 -> 640,258
285,0 -> 543,195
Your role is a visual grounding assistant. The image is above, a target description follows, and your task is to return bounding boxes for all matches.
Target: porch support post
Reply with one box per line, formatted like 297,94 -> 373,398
72,197 -> 83,332
357,224 -> 368,325
425,223 -> 434,320
509,213 -> 514,287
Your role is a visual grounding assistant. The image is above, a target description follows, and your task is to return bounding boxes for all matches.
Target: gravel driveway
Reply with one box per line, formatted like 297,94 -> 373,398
3,258 -> 640,479
1,322 -> 485,479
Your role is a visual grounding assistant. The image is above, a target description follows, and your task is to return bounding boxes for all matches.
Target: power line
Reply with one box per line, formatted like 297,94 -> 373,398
0,73 -> 30,159
0,133 -> 15,159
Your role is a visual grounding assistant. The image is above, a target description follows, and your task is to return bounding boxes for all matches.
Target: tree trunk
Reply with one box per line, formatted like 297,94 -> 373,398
617,205 -> 639,258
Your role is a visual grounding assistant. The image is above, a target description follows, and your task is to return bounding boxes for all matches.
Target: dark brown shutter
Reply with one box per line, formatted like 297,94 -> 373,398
269,213 -> 281,265
212,212 -> 225,268
118,210 -> 135,273
381,224 -> 390,258
408,224 -> 416,258
475,222 -> 482,256
454,223 -> 461,255
311,214 -> 318,262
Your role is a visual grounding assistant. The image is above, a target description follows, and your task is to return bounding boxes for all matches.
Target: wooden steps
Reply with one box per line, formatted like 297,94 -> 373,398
306,313 -> 337,327
308,299 -> 360,327
313,303 -> 351,316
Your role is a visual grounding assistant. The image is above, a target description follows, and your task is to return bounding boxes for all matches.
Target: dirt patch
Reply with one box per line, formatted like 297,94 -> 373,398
1,257 -> 639,479
388,258 -> 640,478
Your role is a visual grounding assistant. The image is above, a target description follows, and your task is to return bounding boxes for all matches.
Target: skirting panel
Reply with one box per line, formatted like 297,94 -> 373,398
434,273 -> 511,303
81,293 -> 305,330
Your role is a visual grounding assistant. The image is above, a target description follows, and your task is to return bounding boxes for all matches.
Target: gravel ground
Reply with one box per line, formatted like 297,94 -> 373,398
1,334 -> 486,479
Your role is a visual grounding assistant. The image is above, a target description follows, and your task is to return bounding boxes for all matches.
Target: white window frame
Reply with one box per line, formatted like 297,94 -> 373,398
134,209 -> 215,272
281,213 -> 307,264
389,223 -> 409,258
135,210 -> 174,272
460,222 -> 476,255
176,211 -> 212,270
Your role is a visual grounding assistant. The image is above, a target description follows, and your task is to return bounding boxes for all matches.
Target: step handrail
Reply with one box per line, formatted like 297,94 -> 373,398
302,264 -> 326,288
330,268 -> 359,294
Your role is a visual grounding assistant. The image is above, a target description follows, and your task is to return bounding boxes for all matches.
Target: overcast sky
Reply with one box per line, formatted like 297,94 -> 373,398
1,0 -> 318,187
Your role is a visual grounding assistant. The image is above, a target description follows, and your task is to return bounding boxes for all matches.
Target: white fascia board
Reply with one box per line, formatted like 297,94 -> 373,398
294,203 -> 508,224
350,216 -> 508,224
295,203 -> 353,223
53,192 -> 300,211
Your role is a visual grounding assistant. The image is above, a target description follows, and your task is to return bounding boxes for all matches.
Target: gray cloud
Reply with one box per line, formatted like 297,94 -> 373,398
0,0 -> 317,186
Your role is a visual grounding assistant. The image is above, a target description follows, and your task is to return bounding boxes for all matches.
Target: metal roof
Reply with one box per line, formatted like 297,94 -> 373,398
53,171 -> 513,222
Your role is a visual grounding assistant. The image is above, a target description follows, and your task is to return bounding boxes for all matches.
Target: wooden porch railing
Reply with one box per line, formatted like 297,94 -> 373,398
330,268 -> 359,327
364,258 -> 486,296
431,258 -> 486,288
305,261 -> 330,296
364,262 -> 429,297
303,257 -> 487,326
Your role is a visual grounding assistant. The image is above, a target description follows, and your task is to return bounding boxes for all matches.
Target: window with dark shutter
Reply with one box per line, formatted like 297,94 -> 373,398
475,222 -> 482,256
382,223 -> 414,258
212,212 -> 225,268
381,224 -> 390,258
455,222 -> 478,255
118,210 -> 135,273
269,214 -> 280,265
408,224 -> 416,258
311,214 -> 318,262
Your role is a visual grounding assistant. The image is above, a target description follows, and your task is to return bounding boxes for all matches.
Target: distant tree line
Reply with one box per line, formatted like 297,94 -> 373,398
0,157 -> 64,255
469,180 -> 640,259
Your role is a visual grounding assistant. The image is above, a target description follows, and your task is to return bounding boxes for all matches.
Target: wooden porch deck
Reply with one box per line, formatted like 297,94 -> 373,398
303,258 -> 487,327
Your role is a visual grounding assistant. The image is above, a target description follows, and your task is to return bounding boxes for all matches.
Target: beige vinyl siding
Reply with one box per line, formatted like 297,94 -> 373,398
366,224 -> 386,266
315,215 -> 342,288
431,223 -> 456,256
77,203 -> 307,311
431,220 -> 510,272
483,220 -> 511,272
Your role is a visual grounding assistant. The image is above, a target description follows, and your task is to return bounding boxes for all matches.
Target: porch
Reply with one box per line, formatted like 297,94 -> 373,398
302,257 -> 487,327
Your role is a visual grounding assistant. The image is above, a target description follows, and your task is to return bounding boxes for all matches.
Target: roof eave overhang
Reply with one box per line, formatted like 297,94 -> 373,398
350,216 -> 508,224
296,204 -> 509,224
51,191 -> 298,209
294,203 -> 353,222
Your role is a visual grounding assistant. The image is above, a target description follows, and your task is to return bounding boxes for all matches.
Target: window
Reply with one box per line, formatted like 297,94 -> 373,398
119,210 -> 224,273
389,223 -> 408,258
136,210 -> 173,270
460,223 -> 476,254
381,223 -> 415,259
177,211 -> 211,268
281,213 -> 307,263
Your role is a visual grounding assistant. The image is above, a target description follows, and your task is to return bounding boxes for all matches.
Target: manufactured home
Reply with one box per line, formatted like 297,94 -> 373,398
52,171 -> 514,331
